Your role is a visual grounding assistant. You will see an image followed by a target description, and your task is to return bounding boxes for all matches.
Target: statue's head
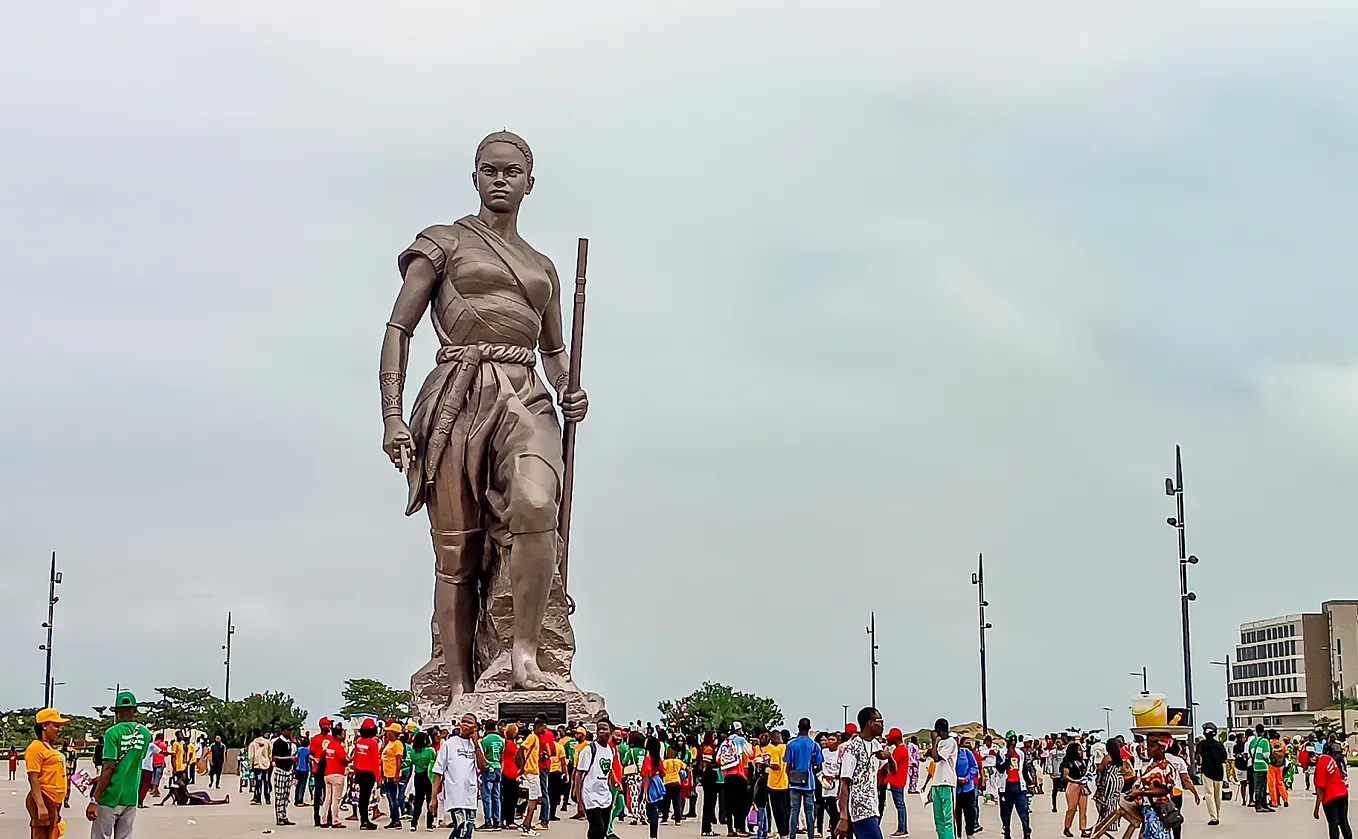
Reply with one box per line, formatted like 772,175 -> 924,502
474,131 -> 534,214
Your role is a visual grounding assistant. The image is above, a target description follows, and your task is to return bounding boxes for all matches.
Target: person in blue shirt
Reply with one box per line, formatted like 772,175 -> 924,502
294,742 -> 311,806
783,719 -> 823,839
954,737 -> 981,837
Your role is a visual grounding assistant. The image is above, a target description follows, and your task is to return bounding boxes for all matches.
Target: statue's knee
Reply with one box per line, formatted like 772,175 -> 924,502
506,453 -> 560,534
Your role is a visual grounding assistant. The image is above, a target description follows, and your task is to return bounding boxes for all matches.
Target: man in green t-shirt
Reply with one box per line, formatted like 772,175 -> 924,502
1247,724 -> 1275,812
88,690 -> 152,837
480,720 -> 507,830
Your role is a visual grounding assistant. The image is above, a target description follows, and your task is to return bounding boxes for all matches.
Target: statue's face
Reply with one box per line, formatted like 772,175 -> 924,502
474,142 -> 533,213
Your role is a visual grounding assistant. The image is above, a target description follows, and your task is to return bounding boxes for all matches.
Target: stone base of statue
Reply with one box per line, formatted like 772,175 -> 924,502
410,539 -> 606,725
415,688 -> 608,730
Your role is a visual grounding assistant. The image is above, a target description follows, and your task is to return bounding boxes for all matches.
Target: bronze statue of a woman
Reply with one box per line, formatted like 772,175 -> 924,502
378,132 -> 588,706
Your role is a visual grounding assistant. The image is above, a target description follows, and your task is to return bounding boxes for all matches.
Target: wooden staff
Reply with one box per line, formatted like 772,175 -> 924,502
558,238 -> 588,606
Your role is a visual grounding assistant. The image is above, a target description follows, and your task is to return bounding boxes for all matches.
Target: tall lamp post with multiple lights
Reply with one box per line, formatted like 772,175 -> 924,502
1209,658 -> 1232,731
866,612 -> 879,709
972,554 -> 993,733
222,612 -> 236,701
1166,445 -> 1199,766
38,553 -> 62,707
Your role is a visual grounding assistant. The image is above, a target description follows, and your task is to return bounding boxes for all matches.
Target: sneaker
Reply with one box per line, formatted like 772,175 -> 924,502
521,830 -> 540,837
1208,819 -> 1219,826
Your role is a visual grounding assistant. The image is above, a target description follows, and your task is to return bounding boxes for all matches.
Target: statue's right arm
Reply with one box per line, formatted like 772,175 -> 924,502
380,255 -> 438,461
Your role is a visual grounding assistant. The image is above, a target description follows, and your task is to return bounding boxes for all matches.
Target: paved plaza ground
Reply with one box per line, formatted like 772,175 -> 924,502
0,770 -> 1322,839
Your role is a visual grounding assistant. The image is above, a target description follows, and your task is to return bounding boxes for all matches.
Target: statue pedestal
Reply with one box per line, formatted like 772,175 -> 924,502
415,689 -> 607,729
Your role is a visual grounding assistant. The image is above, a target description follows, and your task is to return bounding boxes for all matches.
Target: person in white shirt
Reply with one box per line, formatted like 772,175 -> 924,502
573,719 -> 619,839
836,707 -> 888,839
928,719 -> 958,839
431,713 -> 488,837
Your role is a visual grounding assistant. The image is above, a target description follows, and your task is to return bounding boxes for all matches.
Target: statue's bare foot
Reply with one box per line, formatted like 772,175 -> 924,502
511,647 -> 551,690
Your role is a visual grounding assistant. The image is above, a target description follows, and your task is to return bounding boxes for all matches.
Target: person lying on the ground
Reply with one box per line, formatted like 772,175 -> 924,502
155,774 -> 230,806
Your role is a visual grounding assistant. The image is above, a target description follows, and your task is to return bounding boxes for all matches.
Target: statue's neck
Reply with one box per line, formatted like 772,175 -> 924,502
478,206 -> 520,241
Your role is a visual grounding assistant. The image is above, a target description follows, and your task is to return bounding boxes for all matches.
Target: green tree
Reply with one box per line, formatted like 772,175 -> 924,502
658,682 -> 782,737
142,687 -> 218,733
340,679 -> 412,721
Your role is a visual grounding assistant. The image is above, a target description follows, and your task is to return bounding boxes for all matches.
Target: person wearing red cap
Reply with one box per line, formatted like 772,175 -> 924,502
353,720 -> 384,829
884,729 -> 909,837
310,718 -> 336,828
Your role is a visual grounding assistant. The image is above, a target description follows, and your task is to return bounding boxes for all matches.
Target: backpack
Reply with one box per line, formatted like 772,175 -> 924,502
1269,743 -> 1286,768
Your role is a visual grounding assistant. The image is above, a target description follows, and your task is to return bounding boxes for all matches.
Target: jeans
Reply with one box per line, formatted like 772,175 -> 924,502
999,787 -> 1031,838
384,778 -> 404,825
647,800 -> 661,839
253,768 -> 272,803
1325,796 -> 1354,839
294,770 -> 309,805
789,788 -> 815,839
482,768 -> 503,826
665,784 -> 685,823
889,786 -> 907,834
151,765 -> 164,788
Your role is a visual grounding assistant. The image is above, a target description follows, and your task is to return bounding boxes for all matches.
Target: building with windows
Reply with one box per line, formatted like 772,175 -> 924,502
1227,603 -> 1358,738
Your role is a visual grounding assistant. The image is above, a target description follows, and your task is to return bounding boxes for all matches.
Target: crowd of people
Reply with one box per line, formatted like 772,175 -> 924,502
16,698 -> 1358,839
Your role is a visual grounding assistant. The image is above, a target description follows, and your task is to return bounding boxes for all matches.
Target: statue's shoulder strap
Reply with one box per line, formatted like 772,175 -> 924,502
398,224 -> 462,279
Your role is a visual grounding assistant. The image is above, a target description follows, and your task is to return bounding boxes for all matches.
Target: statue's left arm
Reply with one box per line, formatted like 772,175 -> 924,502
539,258 -> 588,423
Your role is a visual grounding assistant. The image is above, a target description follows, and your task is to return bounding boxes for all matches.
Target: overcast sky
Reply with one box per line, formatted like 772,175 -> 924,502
3,1 -> 1357,735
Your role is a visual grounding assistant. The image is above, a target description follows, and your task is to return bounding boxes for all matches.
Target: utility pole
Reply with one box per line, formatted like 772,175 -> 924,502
843,705 -> 849,729
38,552 -> 62,707
866,612 -> 879,709
1209,657 -> 1232,731
972,553 -> 992,733
1102,707 -> 1112,734
222,612 -> 235,701
1166,445 -> 1199,767
1131,667 -> 1149,695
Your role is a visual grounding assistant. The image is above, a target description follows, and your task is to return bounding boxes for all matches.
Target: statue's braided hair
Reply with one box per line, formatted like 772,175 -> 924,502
476,130 -> 533,173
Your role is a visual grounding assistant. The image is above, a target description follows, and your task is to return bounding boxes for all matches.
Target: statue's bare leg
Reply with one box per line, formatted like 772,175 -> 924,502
432,528 -> 482,697
505,454 -> 558,690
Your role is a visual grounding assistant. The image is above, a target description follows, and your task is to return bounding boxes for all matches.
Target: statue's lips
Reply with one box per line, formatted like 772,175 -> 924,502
489,191 -> 509,200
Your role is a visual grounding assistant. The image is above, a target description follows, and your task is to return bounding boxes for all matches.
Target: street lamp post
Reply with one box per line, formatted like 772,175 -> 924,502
866,612 -> 879,709
1103,707 -> 1113,734
1209,658 -> 1232,731
1131,667 -> 1149,695
222,612 -> 236,701
1166,445 -> 1199,767
843,705 -> 849,729
972,553 -> 993,733
38,552 -> 62,707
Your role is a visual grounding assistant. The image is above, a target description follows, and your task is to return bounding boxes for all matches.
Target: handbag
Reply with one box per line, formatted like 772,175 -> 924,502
1154,800 -> 1184,829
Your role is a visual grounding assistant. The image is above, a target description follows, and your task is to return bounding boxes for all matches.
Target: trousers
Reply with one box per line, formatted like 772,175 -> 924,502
1202,778 -> 1222,821
384,778 -> 404,826
1268,765 -> 1288,806
324,774 -> 346,826
889,785 -> 908,834
272,769 -> 294,824
1325,796 -> 1354,839
956,789 -> 978,836
789,788 -> 815,839
355,770 -> 378,826
999,787 -> 1031,838
312,772 -> 327,824
931,786 -> 956,839
482,768 -> 502,826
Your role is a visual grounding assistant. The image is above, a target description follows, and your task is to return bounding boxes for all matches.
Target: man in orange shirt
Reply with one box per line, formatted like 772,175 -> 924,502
382,723 -> 407,829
